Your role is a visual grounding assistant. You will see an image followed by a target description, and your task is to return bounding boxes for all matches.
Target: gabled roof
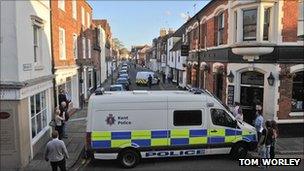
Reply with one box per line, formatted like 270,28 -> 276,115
170,39 -> 182,51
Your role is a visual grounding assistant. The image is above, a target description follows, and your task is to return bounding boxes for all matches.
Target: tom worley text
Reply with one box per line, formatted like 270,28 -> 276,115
239,158 -> 301,166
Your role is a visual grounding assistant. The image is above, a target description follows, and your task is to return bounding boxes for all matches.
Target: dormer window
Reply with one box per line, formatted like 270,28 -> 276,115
243,9 -> 257,41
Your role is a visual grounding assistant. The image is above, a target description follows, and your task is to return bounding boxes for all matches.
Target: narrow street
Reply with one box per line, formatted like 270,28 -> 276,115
104,64 -> 179,91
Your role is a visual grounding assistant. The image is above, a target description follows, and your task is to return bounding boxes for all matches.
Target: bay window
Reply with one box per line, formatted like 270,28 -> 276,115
263,8 -> 271,41
291,71 -> 304,112
243,9 -> 257,41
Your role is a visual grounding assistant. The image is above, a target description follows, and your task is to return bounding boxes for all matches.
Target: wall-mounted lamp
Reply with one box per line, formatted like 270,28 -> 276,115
267,72 -> 275,86
227,71 -> 234,83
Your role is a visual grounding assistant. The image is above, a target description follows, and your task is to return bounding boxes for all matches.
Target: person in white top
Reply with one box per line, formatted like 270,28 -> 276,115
55,108 -> 65,140
235,106 -> 244,121
233,102 -> 241,117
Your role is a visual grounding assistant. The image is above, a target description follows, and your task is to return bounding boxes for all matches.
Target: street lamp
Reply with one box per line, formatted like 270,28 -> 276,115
267,72 -> 275,86
227,71 -> 234,83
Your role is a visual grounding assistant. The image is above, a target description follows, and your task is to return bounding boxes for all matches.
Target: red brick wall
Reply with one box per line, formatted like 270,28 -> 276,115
282,0 -> 298,42
188,0 -> 228,49
51,0 -> 93,68
277,64 -> 302,120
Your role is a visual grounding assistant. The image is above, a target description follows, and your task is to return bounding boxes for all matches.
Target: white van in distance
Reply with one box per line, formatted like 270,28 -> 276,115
135,71 -> 159,85
86,89 -> 257,168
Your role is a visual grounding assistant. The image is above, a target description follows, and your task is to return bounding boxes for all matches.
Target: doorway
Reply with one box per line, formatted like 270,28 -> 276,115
240,71 -> 264,125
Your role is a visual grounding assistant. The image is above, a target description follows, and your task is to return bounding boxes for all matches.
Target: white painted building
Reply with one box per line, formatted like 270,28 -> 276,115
97,25 -> 107,85
0,0 -> 53,169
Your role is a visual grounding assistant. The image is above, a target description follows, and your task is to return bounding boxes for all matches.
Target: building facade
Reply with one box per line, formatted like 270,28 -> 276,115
1,0 -> 53,169
183,0 -> 303,135
51,0 -> 81,108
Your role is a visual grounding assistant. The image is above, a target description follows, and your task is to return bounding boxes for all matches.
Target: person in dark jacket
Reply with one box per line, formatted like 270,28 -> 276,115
58,89 -> 67,106
148,74 -> 152,89
59,101 -> 68,138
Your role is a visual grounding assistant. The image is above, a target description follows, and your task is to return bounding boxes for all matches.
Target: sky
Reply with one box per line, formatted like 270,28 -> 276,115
88,0 -> 209,50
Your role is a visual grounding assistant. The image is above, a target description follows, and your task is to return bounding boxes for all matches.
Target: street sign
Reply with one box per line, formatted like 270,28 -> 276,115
181,45 -> 189,56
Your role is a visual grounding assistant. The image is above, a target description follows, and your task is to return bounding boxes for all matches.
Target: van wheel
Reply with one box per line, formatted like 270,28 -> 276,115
230,143 -> 248,159
118,149 -> 140,168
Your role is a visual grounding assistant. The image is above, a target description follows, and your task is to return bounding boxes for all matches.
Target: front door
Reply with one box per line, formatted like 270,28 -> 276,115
240,71 -> 264,125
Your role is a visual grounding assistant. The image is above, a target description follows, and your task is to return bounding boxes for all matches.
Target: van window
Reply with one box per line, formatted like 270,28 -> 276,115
173,110 -> 202,126
211,109 -> 235,128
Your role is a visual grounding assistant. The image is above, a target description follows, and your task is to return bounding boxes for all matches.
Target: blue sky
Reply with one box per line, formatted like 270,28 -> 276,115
88,0 -> 209,50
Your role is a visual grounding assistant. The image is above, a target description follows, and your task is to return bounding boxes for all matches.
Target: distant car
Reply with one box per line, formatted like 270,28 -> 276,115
119,70 -> 128,76
116,78 -> 130,90
119,73 -> 131,84
136,71 -> 159,86
109,84 -> 125,91
121,66 -> 128,70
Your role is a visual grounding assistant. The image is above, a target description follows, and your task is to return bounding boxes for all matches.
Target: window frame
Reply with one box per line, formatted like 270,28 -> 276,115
73,34 -> 78,59
87,12 -> 90,28
291,71 -> 304,112
72,0 -> 77,19
263,7 -> 271,41
87,38 -> 91,59
58,0 -> 65,11
173,110 -> 203,126
30,91 -> 48,139
217,12 -> 224,45
243,8 -> 257,41
81,7 -> 85,26
59,27 -> 66,60
82,37 -> 86,59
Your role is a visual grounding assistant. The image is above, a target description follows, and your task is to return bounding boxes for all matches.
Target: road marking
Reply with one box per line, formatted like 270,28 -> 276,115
69,117 -> 87,122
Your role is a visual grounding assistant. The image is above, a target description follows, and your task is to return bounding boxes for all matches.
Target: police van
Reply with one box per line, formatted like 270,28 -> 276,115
86,89 -> 257,168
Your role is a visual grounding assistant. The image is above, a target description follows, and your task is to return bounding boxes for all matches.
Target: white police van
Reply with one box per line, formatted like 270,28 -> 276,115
86,89 -> 257,168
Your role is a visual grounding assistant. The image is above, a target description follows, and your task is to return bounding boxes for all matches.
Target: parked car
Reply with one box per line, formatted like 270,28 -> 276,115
119,73 -> 131,84
116,78 -> 130,90
119,69 -> 128,76
121,66 -> 128,70
109,84 -> 125,91
136,71 -> 159,86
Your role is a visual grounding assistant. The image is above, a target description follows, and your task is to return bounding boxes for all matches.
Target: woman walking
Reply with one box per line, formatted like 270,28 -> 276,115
270,120 -> 278,158
55,108 -> 65,140
265,121 -> 274,159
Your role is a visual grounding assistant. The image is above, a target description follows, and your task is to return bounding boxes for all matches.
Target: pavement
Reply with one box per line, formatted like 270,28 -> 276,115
24,62 -> 304,170
24,106 -> 87,171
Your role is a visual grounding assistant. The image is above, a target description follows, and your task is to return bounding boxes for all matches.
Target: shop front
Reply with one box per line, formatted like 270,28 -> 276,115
55,67 -> 79,108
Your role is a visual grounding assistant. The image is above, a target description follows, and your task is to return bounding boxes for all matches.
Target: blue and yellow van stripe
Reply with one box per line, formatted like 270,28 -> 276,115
91,129 -> 256,149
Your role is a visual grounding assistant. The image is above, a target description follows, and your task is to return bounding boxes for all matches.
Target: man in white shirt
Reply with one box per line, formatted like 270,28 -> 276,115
45,131 -> 69,171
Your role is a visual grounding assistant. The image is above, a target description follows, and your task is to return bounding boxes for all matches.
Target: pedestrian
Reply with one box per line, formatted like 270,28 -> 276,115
257,122 -> 267,168
148,74 -> 152,89
162,72 -> 166,84
45,131 -> 69,171
54,108 -> 65,140
270,120 -> 278,158
235,107 -> 244,121
265,120 -> 274,159
167,73 -> 172,84
58,89 -> 67,106
254,104 -> 264,142
59,101 -> 69,138
233,102 -> 241,117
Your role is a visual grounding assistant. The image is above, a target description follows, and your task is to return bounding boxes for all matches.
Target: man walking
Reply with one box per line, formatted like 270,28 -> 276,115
45,131 -> 69,171
148,74 -> 152,89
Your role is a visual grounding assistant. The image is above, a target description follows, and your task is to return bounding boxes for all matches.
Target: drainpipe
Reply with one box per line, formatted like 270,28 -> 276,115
196,16 -> 201,88
50,1 -> 57,108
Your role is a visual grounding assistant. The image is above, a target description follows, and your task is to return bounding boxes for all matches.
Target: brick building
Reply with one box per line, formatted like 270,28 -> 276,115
182,0 -> 303,135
